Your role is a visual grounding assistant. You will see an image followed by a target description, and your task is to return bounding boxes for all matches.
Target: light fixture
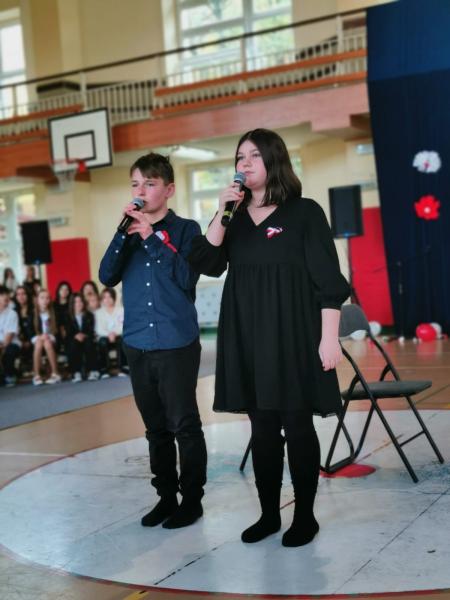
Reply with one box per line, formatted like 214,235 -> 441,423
168,145 -> 218,161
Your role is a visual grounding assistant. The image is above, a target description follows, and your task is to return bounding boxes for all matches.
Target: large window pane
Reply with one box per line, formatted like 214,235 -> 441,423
192,166 -> 235,191
251,14 -> 293,57
253,0 -> 291,13
0,24 -> 25,72
181,0 -> 243,29
176,0 -> 294,78
182,27 -> 243,60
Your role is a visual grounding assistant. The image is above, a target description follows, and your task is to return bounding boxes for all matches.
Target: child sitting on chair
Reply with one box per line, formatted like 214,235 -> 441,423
31,289 -> 61,385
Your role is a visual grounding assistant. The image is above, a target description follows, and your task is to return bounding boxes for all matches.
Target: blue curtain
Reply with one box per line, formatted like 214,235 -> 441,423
367,0 -> 450,335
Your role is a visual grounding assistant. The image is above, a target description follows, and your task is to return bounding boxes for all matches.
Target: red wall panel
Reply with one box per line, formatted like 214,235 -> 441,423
349,207 -> 394,325
46,238 -> 91,297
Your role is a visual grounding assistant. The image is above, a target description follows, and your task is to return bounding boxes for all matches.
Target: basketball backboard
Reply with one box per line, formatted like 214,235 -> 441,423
48,108 -> 113,173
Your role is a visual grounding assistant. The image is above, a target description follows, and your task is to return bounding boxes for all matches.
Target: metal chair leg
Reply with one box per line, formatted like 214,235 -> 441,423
404,396 -> 444,463
239,438 -> 252,472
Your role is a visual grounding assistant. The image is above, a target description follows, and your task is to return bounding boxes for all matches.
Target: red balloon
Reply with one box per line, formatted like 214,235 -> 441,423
415,323 -> 437,341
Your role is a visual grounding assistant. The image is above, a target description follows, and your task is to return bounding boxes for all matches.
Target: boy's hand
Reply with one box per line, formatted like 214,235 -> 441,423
126,210 -> 153,240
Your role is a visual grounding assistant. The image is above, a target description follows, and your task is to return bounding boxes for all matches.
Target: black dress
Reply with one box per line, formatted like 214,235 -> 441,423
189,197 -> 350,416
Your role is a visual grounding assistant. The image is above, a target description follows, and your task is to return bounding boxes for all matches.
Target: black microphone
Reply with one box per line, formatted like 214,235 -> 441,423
221,172 -> 246,227
117,198 -> 145,233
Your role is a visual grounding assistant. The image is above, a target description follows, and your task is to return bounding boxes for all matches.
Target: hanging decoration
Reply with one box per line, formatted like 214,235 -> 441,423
414,195 -> 441,220
412,150 -> 441,173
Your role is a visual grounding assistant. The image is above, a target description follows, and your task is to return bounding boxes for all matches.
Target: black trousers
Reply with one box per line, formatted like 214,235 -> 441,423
1,343 -> 21,378
97,336 -> 127,373
123,338 -> 207,501
67,338 -> 98,374
248,408 -> 320,518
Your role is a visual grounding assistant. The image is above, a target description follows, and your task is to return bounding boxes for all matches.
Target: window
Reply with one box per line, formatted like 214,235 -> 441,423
0,190 -> 35,280
190,152 -> 302,232
0,9 -> 26,118
175,0 -> 293,81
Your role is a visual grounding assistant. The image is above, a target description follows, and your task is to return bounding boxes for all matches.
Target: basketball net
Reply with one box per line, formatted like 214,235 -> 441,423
50,159 -> 87,192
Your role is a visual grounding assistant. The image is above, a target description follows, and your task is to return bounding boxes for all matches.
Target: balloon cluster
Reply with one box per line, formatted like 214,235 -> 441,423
415,322 -> 443,342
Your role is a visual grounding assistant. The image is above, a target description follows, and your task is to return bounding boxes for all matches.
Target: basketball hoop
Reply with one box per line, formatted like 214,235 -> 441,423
50,158 -> 86,192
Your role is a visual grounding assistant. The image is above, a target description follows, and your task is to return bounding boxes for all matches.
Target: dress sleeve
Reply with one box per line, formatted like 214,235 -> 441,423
304,200 -> 350,309
188,235 -> 227,277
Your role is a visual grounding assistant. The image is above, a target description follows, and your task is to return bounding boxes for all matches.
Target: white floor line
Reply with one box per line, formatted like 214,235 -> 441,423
0,451 -> 66,457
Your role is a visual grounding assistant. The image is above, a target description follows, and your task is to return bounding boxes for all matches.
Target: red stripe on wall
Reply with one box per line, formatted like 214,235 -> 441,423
349,207 -> 394,325
46,238 -> 91,297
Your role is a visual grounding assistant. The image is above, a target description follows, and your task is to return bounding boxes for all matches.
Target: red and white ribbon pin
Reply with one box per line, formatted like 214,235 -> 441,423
266,226 -> 283,239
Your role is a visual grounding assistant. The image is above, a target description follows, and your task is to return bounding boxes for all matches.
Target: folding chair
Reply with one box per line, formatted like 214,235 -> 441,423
322,303 -> 444,483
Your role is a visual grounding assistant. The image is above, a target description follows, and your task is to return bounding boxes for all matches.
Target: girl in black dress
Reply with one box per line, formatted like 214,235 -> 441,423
189,129 -> 350,547
13,285 -> 34,372
65,293 -> 99,382
54,281 -> 72,353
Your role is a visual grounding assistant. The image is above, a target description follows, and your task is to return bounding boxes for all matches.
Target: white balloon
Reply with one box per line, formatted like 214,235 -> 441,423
350,329 -> 367,341
430,322 -> 442,335
369,321 -> 382,336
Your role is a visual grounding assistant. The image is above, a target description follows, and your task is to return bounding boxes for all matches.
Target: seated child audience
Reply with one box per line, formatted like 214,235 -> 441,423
3,268 -> 17,294
54,281 -> 72,351
0,285 -> 21,386
13,285 -> 34,372
95,287 -> 127,378
31,289 -> 61,385
65,292 -> 99,382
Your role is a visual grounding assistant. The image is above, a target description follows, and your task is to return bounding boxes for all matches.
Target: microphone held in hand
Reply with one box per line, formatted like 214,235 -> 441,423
117,198 -> 145,232
221,172 -> 246,227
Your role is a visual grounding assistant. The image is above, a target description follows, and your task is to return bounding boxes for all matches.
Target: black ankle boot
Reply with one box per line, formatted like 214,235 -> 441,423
162,499 -> 203,529
141,496 -> 178,527
282,513 -> 319,547
241,512 -> 281,543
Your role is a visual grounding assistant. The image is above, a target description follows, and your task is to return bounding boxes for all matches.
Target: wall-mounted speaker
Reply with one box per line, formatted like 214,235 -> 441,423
328,185 -> 363,238
20,221 -> 52,265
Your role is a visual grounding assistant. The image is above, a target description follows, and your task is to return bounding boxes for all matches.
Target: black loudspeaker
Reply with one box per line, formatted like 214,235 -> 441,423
328,185 -> 363,238
20,221 -> 52,264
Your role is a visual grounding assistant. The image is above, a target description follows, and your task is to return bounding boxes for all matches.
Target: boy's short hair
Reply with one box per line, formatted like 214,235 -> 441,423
0,285 -> 9,296
129,153 -> 174,184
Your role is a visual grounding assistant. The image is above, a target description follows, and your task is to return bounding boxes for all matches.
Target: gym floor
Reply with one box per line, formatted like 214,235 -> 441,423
0,338 -> 449,600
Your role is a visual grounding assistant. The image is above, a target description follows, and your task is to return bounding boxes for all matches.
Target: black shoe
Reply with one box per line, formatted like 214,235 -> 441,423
162,500 -> 203,529
241,514 -> 281,543
141,497 -> 178,527
282,517 -> 319,547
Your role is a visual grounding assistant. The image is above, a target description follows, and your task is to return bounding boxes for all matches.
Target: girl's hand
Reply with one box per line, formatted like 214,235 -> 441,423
318,336 -> 342,371
218,183 -> 245,213
126,211 -> 153,239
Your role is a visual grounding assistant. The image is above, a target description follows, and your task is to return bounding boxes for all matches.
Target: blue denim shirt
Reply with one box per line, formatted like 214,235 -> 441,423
99,210 -> 201,351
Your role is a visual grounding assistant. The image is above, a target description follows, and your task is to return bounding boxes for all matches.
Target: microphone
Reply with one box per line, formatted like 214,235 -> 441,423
117,198 -> 145,233
221,171 -> 246,227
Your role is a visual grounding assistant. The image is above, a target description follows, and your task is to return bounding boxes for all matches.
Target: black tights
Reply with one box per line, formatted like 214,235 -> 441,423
248,408 -> 320,519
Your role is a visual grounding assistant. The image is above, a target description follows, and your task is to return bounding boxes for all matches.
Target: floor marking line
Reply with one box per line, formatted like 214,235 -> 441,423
122,591 -> 150,600
415,384 -> 450,404
154,546 -> 221,586
0,451 -> 66,457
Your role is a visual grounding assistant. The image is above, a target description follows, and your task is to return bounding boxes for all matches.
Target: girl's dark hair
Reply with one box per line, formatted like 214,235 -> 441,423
129,153 -> 174,184
55,280 -> 73,303
69,292 -> 87,319
80,280 -> 99,298
101,287 -> 117,302
235,128 -> 302,207
14,285 -> 33,314
3,267 -> 14,283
